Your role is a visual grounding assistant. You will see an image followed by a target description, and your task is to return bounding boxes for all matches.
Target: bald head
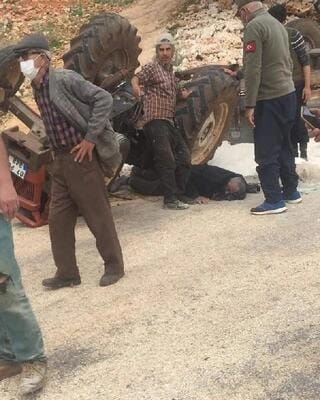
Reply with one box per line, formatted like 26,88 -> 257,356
239,1 -> 263,24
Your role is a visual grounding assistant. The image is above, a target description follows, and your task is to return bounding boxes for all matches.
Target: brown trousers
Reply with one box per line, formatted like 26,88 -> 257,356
48,152 -> 124,279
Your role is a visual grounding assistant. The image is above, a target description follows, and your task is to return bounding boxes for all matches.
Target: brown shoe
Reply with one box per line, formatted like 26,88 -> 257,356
99,272 -> 124,287
42,276 -> 81,289
20,360 -> 47,395
0,360 -> 22,381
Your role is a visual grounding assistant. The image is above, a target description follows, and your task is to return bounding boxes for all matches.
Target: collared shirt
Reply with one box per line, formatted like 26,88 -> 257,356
33,71 -> 83,150
136,61 -> 177,125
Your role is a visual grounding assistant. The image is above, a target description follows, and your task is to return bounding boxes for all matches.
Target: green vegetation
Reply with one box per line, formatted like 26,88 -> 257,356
69,3 -> 84,17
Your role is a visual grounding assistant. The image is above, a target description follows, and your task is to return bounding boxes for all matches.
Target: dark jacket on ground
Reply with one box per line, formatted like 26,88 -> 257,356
129,164 -> 245,200
185,165 -> 241,199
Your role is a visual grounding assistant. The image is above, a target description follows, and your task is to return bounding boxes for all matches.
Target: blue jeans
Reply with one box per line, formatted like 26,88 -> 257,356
0,215 -> 45,362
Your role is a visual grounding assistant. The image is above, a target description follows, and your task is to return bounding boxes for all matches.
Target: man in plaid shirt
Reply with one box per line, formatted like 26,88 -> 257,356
14,33 -> 124,289
131,33 -> 192,210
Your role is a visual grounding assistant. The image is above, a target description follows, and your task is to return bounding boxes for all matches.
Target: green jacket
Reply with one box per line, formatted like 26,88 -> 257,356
243,9 -> 294,107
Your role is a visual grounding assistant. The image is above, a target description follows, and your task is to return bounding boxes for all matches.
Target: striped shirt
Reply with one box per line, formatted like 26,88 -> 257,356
288,28 -> 309,67
34,71 -> 83,150
136,61 -> 177,125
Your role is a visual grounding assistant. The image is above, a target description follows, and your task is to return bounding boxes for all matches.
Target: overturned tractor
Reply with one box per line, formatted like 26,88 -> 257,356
1,12 -> 320,227
0,12 -> 239,227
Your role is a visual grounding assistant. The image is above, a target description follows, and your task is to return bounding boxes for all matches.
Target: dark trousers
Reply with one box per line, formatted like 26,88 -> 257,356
254,92 -> 299,204
48,152 -> 124,279
291,81 -> 309,147
143,119 -> 191,202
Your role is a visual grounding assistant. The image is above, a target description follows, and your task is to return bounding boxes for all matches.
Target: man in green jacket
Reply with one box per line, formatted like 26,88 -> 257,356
236,0 -> 301,215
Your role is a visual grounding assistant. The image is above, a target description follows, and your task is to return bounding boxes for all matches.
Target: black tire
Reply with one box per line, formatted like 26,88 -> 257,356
0,45 -> 24,107
63,12 -> 142,86
286,19 -> 320,50
175,69 -> 239,164
106,132 -> 131,187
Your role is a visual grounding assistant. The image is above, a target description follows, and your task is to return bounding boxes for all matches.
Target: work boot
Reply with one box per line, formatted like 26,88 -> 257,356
42,276 -> 81,289
177,194 -> 198,204
300,143 -> 308,161
163,199 -> 189,210
20,360 -> 47,396
0,360 -> 22,381
99,271 -> 124,287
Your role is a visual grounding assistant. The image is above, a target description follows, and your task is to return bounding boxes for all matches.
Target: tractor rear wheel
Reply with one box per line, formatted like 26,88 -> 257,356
175,69 -> 239,164
63,12 -> 142,88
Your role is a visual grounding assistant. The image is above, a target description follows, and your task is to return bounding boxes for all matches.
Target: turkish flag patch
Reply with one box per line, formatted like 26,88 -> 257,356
245,41 -> 256,53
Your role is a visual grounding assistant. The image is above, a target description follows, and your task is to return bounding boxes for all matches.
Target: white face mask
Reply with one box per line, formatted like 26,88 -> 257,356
20,57 -> 40,81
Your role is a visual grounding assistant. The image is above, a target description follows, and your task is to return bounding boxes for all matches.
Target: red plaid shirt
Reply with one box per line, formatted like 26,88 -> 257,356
136,61 -> 177,125
34,71 -> 83,150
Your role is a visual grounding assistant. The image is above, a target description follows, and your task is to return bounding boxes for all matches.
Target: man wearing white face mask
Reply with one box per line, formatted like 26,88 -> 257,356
15,33 -> 125,289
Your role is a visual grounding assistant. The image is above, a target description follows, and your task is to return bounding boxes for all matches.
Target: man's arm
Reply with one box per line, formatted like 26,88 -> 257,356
302,64 -> 311,102
290,29 -> 311,101
0,137 -> 19,220
131,75 -> 142,98
68,73 -> 113,143
243,23 -> 263,126
66,72 -> 114,162
131,64 -> 154,98
243,24 -> 263,108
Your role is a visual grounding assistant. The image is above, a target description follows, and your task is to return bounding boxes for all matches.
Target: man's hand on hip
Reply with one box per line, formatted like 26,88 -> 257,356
71,139 -> 96,162
245,108 -> 255,127
0,182 -> 19,220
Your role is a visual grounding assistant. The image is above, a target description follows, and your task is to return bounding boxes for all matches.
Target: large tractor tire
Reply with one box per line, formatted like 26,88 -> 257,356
0,45 -> 24,108
286,18 -> 320,49
63,12 -> 142,87
175,69 -> 239,164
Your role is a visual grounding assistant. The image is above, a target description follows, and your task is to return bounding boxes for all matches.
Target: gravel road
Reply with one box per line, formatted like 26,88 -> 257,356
1,190 -> 319,400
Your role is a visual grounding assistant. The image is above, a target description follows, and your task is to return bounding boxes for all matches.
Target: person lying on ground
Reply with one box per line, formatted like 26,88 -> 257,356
126,164 -> 259,203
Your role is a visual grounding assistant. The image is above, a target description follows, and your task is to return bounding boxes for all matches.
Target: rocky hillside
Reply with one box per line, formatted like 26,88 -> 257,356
171,2 -> 243,69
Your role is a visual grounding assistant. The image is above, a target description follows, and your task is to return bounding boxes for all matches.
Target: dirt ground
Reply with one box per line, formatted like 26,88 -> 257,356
1,188 -> 320,400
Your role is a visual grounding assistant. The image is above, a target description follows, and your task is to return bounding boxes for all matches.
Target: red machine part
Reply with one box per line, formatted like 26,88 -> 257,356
12,166 -> 50,228
2,127 -> 51,228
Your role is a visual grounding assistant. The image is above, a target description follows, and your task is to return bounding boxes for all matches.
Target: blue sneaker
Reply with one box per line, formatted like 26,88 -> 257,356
284,190 -> 302,204
250,200 -> 287,215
